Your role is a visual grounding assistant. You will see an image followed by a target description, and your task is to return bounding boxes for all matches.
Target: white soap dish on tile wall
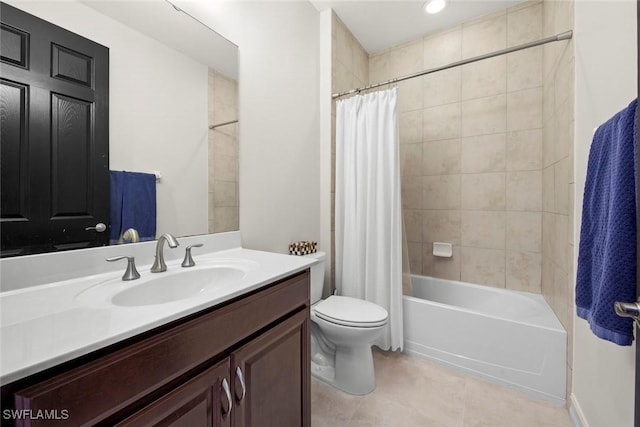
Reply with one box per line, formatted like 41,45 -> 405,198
433,242 -> 453,258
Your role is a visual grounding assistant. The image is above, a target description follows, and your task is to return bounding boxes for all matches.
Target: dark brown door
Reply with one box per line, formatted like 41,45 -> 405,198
231,310 -> 310,427
116,360 -> 232,427
0,2 -> 109,257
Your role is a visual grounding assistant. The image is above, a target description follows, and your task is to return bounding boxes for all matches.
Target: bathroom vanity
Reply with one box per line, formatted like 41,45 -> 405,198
0,234 -> 313,427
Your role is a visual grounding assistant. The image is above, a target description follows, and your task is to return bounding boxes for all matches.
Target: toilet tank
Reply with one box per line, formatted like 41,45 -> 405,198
305,251 -> 326,304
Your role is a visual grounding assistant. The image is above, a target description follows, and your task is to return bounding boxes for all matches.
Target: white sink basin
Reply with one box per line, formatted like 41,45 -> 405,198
112,267 -> 244,306
75,259 -> 258,308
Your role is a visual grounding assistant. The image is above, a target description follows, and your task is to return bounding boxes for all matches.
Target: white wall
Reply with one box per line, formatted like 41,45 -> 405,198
197,2 -> 322,253
4,0 -> 209,239
573,1 -> 637,426
319,9 -> 333,293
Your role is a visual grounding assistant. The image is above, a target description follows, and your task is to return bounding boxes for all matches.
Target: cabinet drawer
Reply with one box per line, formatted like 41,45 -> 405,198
13,271 -> 309,426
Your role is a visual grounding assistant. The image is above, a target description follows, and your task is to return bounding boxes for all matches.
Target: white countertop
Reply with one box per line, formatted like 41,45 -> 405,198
0,247 -> 314,384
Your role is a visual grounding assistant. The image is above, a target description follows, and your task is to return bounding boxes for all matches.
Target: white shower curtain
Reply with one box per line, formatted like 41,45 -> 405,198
335,88 -> 403,351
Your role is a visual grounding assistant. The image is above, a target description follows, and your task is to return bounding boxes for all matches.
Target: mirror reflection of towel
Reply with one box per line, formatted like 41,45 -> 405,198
110,171 -> 157,244
576,99 -> 637,346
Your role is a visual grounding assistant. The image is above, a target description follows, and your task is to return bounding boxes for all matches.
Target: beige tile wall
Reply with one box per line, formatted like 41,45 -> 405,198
541,0 -> 574,403
330,12 -> 370,288
329,0 -> 575,403
208,68 -> 239,233
368,2 -> 545,292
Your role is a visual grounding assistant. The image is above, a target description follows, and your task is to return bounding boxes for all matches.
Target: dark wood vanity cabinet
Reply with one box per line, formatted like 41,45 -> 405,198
1,270 -> 310,427
231,311 -> 308,427
116,359 -> 232,427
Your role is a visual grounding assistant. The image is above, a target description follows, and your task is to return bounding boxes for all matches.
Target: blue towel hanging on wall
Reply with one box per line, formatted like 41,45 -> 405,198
110,171 -> 157,244
576,99 -> 638,346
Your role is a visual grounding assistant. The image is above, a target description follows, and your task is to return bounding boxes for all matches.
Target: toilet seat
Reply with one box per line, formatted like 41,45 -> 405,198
313,295 -> 388,328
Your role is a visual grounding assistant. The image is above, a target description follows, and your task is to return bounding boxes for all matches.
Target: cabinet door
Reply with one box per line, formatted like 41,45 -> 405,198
231,309 -> 310,427
116,359 -> 232,427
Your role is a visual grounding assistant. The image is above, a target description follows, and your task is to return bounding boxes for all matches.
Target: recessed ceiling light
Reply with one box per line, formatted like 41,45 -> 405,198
424,0 -> 447,14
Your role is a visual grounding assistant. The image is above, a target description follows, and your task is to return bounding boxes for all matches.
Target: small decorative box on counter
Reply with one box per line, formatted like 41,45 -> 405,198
289,241 -> 317,255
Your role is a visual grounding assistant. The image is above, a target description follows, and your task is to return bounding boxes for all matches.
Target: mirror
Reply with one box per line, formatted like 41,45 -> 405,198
1,0 -> 239,256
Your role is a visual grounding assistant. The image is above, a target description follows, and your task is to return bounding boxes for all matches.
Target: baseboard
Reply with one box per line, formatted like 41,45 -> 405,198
570,393 -> 588,427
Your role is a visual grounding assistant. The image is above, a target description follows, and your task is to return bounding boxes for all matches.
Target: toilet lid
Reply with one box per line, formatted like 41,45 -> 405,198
314,295 -> 388,328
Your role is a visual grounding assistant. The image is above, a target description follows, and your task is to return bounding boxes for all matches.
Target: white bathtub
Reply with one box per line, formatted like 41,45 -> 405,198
403,275 -> 567,403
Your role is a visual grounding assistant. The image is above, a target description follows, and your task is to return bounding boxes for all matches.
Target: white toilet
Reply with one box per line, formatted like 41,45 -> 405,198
306,251 -> 388,395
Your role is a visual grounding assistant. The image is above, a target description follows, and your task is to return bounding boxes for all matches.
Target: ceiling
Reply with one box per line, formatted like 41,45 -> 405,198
309,0 -> 524,53
81,0 -> 238,79
81,0 -> 525,77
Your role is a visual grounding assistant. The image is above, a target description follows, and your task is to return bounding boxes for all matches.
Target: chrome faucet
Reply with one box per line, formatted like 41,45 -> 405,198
151,233 -> 179,273
181,243 -> 203,268
106,256 -> 141,281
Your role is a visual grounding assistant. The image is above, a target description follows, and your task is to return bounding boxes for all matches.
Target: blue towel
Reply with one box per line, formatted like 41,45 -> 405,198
576,99 -> 638,346
110,171 -> 157,243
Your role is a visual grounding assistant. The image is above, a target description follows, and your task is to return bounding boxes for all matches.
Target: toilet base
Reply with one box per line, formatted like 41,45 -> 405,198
310,307 -> 385,396
311,343 -> 376,395
311,361 -> 335,383
334,343 -> 376,395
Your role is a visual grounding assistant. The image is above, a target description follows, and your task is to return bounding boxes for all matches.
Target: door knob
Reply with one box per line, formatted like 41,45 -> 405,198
85,223 -> 106,232
614,300 -> 640,324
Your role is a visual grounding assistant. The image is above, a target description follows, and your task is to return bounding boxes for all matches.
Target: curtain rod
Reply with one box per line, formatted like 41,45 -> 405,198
332,30 -> 573,100
209,119 -> 238,130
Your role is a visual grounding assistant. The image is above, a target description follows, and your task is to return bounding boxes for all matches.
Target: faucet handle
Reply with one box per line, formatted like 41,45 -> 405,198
181,243 -> 204,268
106,256 -> 141,281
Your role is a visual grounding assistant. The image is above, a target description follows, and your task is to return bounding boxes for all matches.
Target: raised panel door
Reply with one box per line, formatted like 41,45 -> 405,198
231,309 -> 310,427
0,2 -> 109,256
116,360 -> 232,427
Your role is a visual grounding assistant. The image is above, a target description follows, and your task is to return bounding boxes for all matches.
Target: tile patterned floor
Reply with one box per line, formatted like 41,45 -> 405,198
311,351 -> 572,427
